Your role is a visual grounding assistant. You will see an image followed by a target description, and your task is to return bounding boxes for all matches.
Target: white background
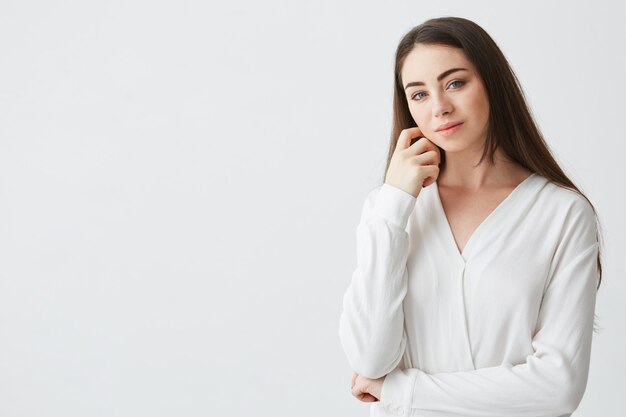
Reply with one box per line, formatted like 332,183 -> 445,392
0,1 -> 623,416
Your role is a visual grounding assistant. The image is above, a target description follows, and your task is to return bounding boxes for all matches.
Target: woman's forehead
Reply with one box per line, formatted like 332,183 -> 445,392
401,45 -> 474,80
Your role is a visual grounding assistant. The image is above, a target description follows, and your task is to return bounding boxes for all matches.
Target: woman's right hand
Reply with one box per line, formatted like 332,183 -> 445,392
384,127 -> 441,198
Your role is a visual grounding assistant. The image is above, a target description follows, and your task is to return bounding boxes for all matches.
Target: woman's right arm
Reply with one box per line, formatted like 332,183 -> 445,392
338,127 -> 440,379
338,183 -> 417,379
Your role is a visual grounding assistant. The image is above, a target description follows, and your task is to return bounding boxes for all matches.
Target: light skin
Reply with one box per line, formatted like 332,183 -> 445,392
400,43 -> 531,189
351,371 -> 384,402
351,43 -> 531,403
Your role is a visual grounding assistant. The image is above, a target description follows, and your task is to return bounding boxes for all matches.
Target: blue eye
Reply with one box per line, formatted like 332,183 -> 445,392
410,80 -> 465,102
412,91 -> 427,101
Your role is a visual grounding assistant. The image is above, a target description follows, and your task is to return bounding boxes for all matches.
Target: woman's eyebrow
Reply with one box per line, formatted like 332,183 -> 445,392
404,68 -> 468,90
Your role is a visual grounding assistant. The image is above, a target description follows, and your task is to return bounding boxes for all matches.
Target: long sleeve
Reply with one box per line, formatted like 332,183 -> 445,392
339,183 -> 417,379
379,197 -> 600,417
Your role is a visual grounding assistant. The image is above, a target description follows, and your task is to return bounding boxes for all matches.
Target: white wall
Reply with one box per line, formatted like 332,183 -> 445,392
0,1 -> 622,416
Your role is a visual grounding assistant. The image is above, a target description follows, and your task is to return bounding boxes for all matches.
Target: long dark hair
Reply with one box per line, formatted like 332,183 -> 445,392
384,17 -> 604,301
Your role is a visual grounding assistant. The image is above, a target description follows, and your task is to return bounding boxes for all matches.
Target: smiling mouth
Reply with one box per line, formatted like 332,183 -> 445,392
438,123 -> 464,136
437,122 -> 462,131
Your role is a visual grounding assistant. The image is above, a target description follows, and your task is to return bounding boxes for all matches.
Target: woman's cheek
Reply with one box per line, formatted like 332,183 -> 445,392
409,108 -> 425,128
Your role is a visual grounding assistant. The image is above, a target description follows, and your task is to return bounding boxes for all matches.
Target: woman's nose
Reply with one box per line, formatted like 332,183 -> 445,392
433,94 -> 453,117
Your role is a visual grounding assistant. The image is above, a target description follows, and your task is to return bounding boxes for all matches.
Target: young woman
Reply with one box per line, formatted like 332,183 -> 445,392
339,16 -> 604,417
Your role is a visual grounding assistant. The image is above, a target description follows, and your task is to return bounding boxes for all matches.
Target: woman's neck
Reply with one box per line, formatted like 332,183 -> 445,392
437,148 -> 531,190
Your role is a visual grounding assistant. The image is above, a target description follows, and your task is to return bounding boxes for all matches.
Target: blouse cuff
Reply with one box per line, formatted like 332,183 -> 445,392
380,367 -> 416,416
373,183 -> 417,229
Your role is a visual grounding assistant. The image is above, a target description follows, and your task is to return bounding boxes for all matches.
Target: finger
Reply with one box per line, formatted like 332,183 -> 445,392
357,393 -> 379,402
408,135 -> 438,155
396,127 -> 423,151
423,176 -> 434,187
352,379 -> 379,402
414,149 -> 440,166
351,372 -> 357,388
421,165 -> 440,187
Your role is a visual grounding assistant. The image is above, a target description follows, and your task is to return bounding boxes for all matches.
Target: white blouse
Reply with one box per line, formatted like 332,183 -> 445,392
339,173 -> 599,417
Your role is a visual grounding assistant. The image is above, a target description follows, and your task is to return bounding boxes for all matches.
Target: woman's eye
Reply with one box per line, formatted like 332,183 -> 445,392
410,80 -> 465,102
411,92 -> 427,101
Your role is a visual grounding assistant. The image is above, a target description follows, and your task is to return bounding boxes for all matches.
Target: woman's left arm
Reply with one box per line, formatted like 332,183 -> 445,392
375,200 -> 600,417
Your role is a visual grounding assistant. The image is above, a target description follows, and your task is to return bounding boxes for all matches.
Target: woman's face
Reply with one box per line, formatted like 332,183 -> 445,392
400,44 -> 490,154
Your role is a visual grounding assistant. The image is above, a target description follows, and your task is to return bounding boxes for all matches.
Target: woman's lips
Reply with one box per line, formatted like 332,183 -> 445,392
438,122 -> 463,137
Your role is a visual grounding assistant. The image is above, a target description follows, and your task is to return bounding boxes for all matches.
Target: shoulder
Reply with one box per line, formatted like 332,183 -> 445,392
536,176 -> 598,248
539,178 -> 596,221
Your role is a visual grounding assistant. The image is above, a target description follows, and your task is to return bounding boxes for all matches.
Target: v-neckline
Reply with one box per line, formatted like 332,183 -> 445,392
433,173 -> 536,262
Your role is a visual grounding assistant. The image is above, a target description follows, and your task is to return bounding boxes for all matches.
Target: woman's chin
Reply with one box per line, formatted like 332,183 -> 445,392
437,135 -> 482,152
